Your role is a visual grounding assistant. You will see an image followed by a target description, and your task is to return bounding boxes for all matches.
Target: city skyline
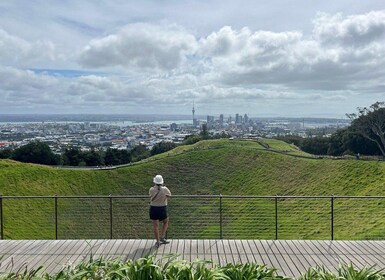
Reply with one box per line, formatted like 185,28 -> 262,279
1,1 -> 385,118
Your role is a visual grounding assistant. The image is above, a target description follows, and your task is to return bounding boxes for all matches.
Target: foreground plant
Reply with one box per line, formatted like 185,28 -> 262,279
1,256 -> 384,280
298,263 -> 385,280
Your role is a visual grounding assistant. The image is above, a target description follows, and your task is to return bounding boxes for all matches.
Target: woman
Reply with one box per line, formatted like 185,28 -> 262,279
149,174 -> 171,248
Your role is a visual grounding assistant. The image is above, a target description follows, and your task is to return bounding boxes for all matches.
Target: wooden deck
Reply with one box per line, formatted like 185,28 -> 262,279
1,239 -> 385,277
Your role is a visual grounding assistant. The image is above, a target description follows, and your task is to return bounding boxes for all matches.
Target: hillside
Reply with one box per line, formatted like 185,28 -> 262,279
1,139 -> 385,240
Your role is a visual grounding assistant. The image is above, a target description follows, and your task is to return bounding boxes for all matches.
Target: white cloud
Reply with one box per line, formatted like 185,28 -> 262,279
78,23 -> 197,71
195,10 -> 385,92
313,11 -> 385,46
0,29 -> 56,66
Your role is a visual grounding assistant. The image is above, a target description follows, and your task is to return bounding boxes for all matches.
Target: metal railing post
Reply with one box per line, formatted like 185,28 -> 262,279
219,194 -> 223,239
275,195 -> 278,240
0,195 -> 3,240
54,195 -> 58,239
109,195 -> 113,239
331,195 -> 334,240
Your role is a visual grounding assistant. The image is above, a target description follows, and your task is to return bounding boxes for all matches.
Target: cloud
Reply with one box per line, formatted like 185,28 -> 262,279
313,10 -> 385,46
196,10 -> 385,92
0,28 -> 56,66
78,23 -> 197,71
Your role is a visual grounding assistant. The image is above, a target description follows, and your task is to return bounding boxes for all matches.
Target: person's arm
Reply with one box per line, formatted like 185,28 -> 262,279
164,186 -> 171,197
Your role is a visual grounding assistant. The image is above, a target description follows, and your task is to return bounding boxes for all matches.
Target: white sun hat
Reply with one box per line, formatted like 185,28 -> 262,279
153,175 -> 164,184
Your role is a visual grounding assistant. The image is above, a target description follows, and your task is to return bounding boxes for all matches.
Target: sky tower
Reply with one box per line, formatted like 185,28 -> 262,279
192,101 -> 196,126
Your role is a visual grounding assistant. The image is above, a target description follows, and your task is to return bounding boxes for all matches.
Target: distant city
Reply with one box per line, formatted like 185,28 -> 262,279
0,113 -> 350,153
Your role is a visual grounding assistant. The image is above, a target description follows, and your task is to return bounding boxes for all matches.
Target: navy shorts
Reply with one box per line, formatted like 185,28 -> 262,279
149,206 -> 168,221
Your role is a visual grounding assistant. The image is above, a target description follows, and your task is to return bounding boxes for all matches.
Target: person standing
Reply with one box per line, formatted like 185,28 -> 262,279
149,174 -> 171,248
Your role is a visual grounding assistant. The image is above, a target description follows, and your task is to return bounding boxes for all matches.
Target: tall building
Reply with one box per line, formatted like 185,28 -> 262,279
219,114 -> 224,127
244,114 -> 249,124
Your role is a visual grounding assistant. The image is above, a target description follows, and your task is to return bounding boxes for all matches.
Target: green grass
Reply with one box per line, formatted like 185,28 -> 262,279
1,139 -> 385,239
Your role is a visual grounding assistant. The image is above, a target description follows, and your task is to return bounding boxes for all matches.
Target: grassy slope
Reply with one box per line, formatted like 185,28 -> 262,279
1,139 -> 385,239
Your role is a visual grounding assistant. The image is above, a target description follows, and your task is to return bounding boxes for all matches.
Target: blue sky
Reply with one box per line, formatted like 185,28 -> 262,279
1,1 -> 385,117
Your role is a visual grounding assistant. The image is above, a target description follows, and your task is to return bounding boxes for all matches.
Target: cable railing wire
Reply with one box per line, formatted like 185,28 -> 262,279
0,195 -> 385,240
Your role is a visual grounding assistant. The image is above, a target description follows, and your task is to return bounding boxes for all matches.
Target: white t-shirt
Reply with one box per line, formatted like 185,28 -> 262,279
149,185 -> 171,206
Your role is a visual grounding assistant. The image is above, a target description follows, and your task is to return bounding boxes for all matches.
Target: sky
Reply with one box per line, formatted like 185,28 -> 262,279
1,1 -> 385,118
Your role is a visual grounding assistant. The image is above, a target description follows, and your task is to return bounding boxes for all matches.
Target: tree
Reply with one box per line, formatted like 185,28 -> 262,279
301,137 -> 329,155
182,135 -> 202,145
347,102 -> 385,156
104,148 -> 120,165
11,141 -> 60,165
129,145 -> 150,162
150,141 -> 176,156
83,149 -> 103,166
0,149 -> 12,159
104,149 -> 131,165
63,147 -> 83,166
200,124 -> 209,139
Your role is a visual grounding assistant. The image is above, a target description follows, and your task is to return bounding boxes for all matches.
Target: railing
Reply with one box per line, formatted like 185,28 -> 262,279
1,195 -> 385,240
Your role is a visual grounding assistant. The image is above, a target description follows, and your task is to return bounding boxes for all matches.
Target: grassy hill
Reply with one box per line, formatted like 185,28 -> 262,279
1,139 -> 385,240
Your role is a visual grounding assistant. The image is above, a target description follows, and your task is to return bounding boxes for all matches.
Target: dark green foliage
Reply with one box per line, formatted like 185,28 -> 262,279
83,149 -> 103,166
300,137 -> 329,155
63,147 -> 83,166
0,148 -> 12,159
347,101 -> 385,156
104,148 -> 131,165
200,123 -> 209,139
130,144 -> 150,162
183,135 -> 203,145
11,141 -> 60,165
150,141 -> 177,156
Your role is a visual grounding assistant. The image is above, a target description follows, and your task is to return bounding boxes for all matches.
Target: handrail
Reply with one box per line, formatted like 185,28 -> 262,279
2,195 -> 385,199
1,195 -> 384,240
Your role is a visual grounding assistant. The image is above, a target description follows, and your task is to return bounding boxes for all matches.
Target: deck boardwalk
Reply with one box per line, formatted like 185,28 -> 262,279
0,239 -> 385,277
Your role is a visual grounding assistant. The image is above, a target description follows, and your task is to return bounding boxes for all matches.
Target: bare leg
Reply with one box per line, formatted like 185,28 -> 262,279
161,218 -> 169,239
152,220 -> 160,243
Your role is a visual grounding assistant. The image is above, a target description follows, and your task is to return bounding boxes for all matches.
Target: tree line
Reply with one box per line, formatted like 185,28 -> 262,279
278,102 -> 385,157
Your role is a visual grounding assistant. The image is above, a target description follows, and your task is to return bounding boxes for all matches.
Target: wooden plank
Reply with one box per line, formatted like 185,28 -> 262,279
168,238 -> 179,256
7,240 -> 49,273
217,239 -> 233,266
125,239 -> 141,261
197,239 -> 206,261
203,239 -> 215,265
0,240 -> 39,265
44,240 -> 87,274
246,240 -> 266,265
0,240 -> 21,255
284,240 -> 312,275
340,240 -> 381,267
357,240 -> 385,255
132,239 -> 148,260
262,240 -> 295,277
256,240 -> 284,275
107,239 -> 125,258
190,239 -> 199,262
298,240 -> 337,272
185,239 -> 192,262
241,240 -> 263,264
19,240 -> 58,273
310,240 -> 349,267
233,240 -> 250,264
292,240 -> 326,272
210,239 -> 221,266
320,240 -> 364,267
268,240 -> 298,277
